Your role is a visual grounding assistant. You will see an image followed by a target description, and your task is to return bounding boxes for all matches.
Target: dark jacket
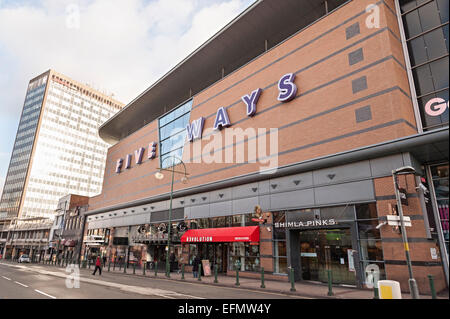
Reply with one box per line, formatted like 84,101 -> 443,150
192,256 -> 201,271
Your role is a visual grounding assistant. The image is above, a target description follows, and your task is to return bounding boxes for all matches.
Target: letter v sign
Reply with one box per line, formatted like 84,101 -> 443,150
186,117 -> 205,141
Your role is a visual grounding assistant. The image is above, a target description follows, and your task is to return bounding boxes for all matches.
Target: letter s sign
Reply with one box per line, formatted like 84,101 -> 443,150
425,98 -> 449,116
277,73 -> 298,102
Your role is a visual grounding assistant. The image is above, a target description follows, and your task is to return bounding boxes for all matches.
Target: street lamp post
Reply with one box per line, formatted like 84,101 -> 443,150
154,155 -> 188,278
392,166 -> 420,299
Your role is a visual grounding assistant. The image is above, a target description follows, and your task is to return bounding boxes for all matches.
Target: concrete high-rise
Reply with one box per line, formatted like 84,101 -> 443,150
0,69 -> 124,222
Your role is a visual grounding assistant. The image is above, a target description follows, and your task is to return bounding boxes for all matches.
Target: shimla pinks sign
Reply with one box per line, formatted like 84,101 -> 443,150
186,73 -> 297,141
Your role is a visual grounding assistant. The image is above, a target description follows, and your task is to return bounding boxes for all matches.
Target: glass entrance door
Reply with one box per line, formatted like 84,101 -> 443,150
300,228 -> 356,285
198,243 -> 228,273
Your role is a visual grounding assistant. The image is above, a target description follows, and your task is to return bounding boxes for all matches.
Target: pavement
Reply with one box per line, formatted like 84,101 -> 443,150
1,259 -> 448,299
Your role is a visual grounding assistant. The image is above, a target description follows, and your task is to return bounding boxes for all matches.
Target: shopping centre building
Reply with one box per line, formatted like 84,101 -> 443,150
83,0 -> 449,294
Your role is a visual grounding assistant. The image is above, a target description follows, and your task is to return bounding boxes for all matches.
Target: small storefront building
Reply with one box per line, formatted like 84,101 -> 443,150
181,225 -> 260,274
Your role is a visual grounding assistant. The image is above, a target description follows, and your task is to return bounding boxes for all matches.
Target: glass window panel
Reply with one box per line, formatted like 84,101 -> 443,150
418,1 -> 442,32
433,177 -> 449,199
356,203 -> 378,220
400,0 -> 429,13
413,64 -> 435,96
429,57 -> 449,91
358,220 -> 381,240
437,0 -> 449,23
443,24 -> 449,52
404,10 -> 423,39
274,241 -> 287,257
359,240 -> 384,261
274,256 -> 288,274
423,29 -> 449,61
407,36 -> 428,66
431,165 -> 449,178
320,205 -> 354,222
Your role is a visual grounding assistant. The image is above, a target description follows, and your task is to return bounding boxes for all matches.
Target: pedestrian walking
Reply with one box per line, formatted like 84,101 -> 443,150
192,255 -> 201,278
103,255 -> 107,265
92,256 -> 102,276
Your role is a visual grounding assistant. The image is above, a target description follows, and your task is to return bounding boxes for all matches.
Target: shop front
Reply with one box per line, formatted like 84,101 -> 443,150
181,226 -> 260,274
278,203 -> 383,287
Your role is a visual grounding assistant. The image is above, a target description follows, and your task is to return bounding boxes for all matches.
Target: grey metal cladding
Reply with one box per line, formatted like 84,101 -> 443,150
188,204 -> 210,219
270,188 -> 315,210
355,105 -> 372,123
369,154 -> 406,177
313,160 -> 371,185
257,180 -> 270,195
314,180 -> 374,205
232,197 -> 260,214
172,197 -> 186,209
232,183 -> 259,199
346,22 -> 360,40
352,76 -> 368,94
348,48 -> 364,66
402,152 -> 424,175
258,194 -> 271,211
270,172 -> 313,193
209,189 -> 232,203
209,201 -> 233,217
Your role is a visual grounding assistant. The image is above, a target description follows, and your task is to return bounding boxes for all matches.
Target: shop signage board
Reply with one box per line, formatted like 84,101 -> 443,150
347,249 -> 355,272
181,226 -> 259,243
386,215 -> 411,227
202,260 -> 211,276
274,219 -> 337,229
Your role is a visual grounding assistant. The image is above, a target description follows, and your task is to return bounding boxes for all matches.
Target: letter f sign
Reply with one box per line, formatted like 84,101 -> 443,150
186,117 -> 205,142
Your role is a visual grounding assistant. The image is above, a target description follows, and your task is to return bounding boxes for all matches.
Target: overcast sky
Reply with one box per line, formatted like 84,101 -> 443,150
0,0 -> 255,195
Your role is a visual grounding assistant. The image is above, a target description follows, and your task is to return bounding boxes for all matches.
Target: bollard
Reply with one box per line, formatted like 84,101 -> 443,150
88,260 -> 91,269
214,264 -> 219,284
108,262 -> 111,272
373,282 -> 380,299
119,262 -> 122,271
155,262 -> 158,277
290,267 -> 296,292
181,264 -> 185,280
260,267 -> 266,288
133,262 -> 136,275
214,264 -> 218,283
124,262 -> 127,273
327,270 -> 334,296
113,261 -> 116,271
428,275 -> 437,299
198,264 -> 202,281
143,263 -> 146,276
235,267 -> 240,286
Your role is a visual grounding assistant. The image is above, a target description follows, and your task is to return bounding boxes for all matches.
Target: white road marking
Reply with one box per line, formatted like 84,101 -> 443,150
1,276 -> 11,281
34,289 -> 56,299
14,281 -> 29,288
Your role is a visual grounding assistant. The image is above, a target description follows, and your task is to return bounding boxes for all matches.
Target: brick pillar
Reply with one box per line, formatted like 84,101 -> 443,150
374,174 -> 446,294
260,212 -> 274,273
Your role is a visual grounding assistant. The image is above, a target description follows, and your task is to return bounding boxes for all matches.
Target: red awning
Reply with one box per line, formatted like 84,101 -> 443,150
181,226 -> 259,243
